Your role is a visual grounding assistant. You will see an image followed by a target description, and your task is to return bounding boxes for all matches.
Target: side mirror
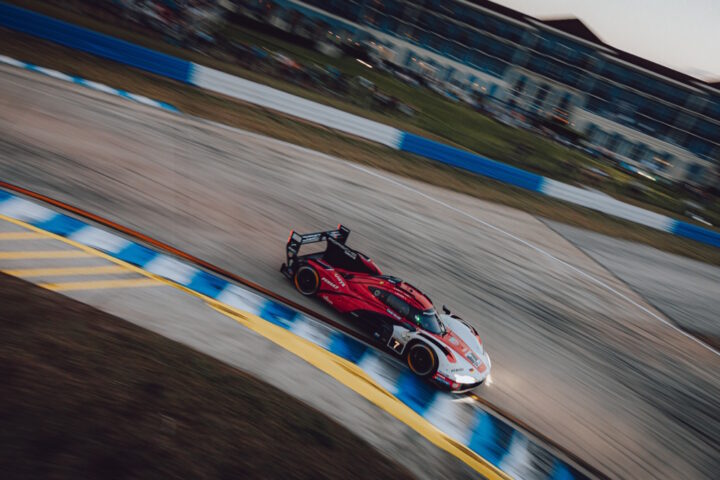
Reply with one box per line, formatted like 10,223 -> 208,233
442,305 -> 451,314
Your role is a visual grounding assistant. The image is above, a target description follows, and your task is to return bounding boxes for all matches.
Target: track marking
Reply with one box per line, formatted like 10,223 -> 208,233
207,302 -> 511,480
345,163 -> 720,356
205,121 -> 720,358
0,265 -> 129,278
0,212 -> 511,480
39,278 -> 161,291
347,163 -> 720,357
3,265 -> 130,277
0,231 -> 45,240
0,215 -> 167,282
0,250 -> 92,259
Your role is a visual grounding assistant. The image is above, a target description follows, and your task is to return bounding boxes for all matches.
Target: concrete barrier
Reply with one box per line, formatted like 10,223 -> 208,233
0,2 -> 192,82
191,65 -> 403,148
539,179 -> 676,230
399,132 -> 545,191
0,55 -> 179,112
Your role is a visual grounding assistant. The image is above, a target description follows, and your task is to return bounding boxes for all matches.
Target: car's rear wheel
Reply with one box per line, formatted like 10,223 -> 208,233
294,265 -> 319,296
406,342 -> 438,378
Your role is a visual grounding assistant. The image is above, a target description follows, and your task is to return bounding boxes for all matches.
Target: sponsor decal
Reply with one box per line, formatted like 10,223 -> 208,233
434,372 -> 460,390
466,353 -> 487,372
433,372 -> 452,386
386,308 -> 401,321
333,272 -> 346,288
448,336 -> 459,346
466,353 -> 478,366
321,294 -> 333,304
321,277 -> 339,290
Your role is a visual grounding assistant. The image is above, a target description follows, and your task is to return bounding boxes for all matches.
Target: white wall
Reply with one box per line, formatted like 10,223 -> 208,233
191,65 -> 404,149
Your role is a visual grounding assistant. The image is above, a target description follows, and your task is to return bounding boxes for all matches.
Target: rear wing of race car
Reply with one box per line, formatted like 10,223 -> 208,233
281,225 -> 350,278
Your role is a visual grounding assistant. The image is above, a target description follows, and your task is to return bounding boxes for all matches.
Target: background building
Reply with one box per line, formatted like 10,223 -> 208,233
241,0 -> 720,185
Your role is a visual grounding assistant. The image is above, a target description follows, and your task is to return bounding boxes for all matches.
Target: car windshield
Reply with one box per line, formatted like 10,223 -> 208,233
412,309 -> 444,335
380,292 -> 444,334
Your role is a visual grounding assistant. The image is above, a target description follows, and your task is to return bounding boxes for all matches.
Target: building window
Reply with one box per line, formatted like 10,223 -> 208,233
533,84 -> 550,110
628,143 -> 646,161
606,133 -> 623,152
512,75 -> 527,97
558,92 -> 572,110
703,98 -> 720,122
585,124 -> 598,139
687,163 -> 705,182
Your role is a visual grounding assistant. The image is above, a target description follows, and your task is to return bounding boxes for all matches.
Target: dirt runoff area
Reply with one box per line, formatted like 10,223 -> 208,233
0,273 -> 415,480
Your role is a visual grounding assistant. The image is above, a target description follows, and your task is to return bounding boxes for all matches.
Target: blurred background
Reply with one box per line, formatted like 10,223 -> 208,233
1,1 -> 720,480
58,0 -> 720,224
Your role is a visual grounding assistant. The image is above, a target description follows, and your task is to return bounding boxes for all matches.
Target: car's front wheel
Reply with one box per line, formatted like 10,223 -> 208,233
294,264 -> 319,296
406,342 -> 438,378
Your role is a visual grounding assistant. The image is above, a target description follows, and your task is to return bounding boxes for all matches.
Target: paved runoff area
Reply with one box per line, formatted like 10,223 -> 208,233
1,64 -> 720,479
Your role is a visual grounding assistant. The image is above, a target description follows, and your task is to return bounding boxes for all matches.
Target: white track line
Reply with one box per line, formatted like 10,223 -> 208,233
348,163 -> 720,358
200,118 -> 720,358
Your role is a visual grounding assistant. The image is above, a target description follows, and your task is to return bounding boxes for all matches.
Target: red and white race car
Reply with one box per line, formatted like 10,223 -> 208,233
281,225 -> 491,392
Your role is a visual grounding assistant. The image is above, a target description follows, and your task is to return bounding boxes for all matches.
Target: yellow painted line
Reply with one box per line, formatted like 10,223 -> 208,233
0,231 -> 46,240
208,302 -> 512,480
0,214 -> 509,479
0,215 -> 169,280
3,265 -> 130,277
39,278 -> 162,292
0,250 -> 93,259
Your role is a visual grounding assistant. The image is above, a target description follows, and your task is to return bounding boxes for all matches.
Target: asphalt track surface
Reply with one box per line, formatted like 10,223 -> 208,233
2,65 -> 720,479
546,221 -> 720,341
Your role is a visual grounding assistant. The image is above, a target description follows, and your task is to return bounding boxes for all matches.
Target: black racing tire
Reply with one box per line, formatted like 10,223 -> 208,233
406,342 -> 438,378
294,265 -> 319,296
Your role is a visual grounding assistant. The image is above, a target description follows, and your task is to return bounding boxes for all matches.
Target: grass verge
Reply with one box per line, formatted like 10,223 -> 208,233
0,272 -> 416,480
1,28 -> 719,266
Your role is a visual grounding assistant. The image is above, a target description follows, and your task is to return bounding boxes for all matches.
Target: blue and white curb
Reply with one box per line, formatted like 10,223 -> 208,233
1,0 -> 718,249
0,54 -> 179,113
0,186 -> 593,480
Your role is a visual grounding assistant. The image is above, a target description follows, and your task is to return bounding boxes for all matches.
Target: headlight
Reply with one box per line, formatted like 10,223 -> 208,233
453,374 -> 477,384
